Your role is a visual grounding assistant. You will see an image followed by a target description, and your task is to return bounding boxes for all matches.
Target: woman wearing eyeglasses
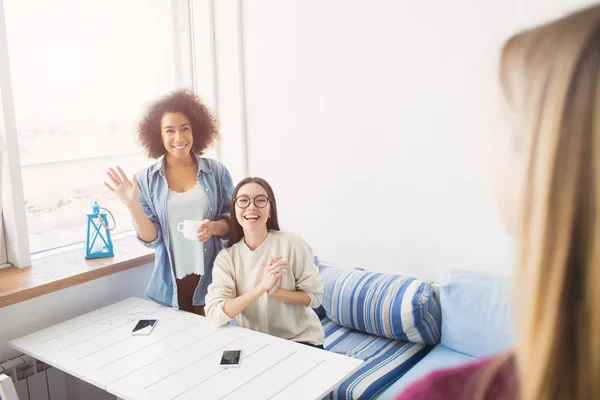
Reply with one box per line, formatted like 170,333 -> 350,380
205,177 -> 325,348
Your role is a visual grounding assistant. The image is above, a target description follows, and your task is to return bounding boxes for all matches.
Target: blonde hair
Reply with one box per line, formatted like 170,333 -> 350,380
494,4 -> 600,400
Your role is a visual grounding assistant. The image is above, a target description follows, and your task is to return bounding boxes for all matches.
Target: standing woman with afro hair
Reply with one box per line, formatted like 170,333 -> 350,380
105,90 -> 234,315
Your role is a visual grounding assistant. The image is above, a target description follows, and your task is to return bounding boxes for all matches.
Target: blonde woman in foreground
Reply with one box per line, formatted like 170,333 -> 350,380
399,4 -> 600,400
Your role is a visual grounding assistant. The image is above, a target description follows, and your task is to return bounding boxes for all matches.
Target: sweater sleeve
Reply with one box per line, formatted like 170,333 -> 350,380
205,250 -> 237,326
292,239 -> 324,309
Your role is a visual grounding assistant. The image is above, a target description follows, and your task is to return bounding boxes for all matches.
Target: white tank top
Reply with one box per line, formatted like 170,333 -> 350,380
166,183 -> 209,279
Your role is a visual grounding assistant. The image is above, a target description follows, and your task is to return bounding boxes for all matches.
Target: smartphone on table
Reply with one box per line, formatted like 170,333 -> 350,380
132,319 -> 158,335
220,350 -> 241,368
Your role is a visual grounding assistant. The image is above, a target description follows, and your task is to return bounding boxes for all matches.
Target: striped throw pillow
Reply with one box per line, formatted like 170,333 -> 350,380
324,269 -> 441,345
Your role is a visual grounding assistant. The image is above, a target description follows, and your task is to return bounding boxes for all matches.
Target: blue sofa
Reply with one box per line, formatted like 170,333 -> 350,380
317,263 -> 513,400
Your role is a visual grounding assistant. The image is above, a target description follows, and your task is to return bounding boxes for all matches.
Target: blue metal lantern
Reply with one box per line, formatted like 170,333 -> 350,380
85,201 -> 115,259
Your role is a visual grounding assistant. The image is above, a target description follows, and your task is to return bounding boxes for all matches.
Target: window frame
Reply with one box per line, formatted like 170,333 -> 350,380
0,0 -> 30,268
0,0 -> 217,268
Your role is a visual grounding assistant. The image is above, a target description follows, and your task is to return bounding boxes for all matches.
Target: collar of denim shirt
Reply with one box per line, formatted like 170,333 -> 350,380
148,153 -> 212,179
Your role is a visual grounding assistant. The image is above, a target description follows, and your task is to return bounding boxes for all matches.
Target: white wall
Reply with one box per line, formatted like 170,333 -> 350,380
209,0 -> 596,282
0,264 -> 154,399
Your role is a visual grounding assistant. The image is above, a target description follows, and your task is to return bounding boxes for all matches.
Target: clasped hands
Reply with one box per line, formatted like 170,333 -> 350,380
260,256 -> 289,296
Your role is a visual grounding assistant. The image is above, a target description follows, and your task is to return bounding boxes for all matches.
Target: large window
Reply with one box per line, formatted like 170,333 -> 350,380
3,0 -> 190,255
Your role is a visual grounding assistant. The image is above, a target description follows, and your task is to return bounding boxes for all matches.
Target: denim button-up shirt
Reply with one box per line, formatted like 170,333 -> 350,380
135,155 -> 234,308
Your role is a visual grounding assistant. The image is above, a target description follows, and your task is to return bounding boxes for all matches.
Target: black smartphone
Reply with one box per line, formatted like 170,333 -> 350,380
219,350 -> 241,368
132,319 -> 158,335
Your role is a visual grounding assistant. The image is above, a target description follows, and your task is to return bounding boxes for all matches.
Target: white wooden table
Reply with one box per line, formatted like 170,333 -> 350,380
9,297 -> 362,400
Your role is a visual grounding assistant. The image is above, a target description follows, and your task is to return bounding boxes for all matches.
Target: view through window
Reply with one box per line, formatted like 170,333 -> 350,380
4,0 -> 182,254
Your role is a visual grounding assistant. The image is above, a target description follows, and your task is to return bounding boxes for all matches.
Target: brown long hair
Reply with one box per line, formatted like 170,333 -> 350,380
481,4 -> 600,400
227,177 -> 281,247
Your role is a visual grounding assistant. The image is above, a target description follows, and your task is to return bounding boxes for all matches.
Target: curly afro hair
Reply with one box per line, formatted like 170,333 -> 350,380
138,89 -> 219,159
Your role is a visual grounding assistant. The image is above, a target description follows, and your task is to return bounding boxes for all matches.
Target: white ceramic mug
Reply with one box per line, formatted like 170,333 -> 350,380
177,220 -> 203,240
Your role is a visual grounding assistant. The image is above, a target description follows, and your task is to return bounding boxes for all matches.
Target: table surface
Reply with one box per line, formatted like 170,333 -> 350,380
9,297 -> 363,400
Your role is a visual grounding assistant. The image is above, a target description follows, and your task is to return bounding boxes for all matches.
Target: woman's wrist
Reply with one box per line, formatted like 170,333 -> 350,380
126,200 -> 142,213
256,283 -> 270,294
223,285 -> 269,319
213,218 -> 230,237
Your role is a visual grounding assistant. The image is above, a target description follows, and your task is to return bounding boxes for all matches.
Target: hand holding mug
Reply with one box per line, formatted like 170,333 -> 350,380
177,220 -> 203,240
197,219 -> 214,243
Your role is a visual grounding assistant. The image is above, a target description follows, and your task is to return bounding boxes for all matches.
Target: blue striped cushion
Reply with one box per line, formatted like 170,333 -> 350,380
322,318 -> 431,400
324,269 -> 441,345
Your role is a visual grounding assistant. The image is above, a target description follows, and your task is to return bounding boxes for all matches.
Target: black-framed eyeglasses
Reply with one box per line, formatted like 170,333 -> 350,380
234,195 -> 270,209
